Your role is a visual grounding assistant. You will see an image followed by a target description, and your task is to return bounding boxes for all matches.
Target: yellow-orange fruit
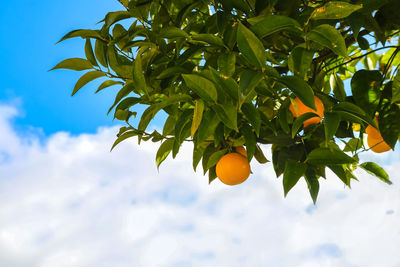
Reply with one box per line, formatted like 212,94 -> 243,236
289,96 -> 325,127
367,135 -> 391,153
366,125 -> 381,139
235,146 -> 247,157
216,153 -> 251,186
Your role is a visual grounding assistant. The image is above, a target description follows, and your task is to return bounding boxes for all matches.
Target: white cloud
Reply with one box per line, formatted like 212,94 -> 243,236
0,103 -> 399,267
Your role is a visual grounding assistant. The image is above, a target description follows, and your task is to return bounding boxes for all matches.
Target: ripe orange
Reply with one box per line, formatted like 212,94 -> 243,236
289,96 -> 324,127
367,135 -> 391,153
235,146 -> 247,157
216,153 -> 250,186
365,116 -> 380,139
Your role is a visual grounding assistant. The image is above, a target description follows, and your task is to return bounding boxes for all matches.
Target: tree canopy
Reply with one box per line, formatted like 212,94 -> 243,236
52,0 -> 400,203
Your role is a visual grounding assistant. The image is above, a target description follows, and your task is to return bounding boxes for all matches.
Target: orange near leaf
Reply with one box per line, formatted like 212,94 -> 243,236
216,153 -> 250,186
367,135 -> 391,153
235,146 -> 247,157
289,96 -> 324,127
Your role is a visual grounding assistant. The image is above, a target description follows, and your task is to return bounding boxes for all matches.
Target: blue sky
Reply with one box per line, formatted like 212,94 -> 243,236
0,0 -> 124,135
0,1 -> 399,266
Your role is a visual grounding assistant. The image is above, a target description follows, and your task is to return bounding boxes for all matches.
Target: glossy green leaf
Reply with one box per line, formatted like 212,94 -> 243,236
359,162 -> 392,185
134,49 -> 149,96
248,15 -> 302,38
333,102 -> 377,128
329,74 -> 346,101
212,102 -> 238,131
310,1 -> 362,20
207,149 -> 229,169
278,76 -> 316,109
156,139 -> 174,169
191,34 -> 225,47
283,160 -> 307,197
160,26 -> 189,38
240,124 -> 256,162
328,164 -> 350,186
104,11 -> 131,28
241,103 -> 261,136
324,112 -> 341,142
182,74 -> 218,102
306,24 -> 347,58
85,39 -> 98,67
197,109 -> 221,144
211,69 -> 240,102
58,29 -> 104,43
218,53 -> 236,77
193,144 -> 207,171
191,99 -> 205,137
254,145 -> 269,164
288,46 -> 314,79
50,58 -> 93,71
156,67 -> 186,79
292,112 -> 320,138
96,80 -> 123,93
343,138 -> 363,152
236,22 -> 266,69
351,70 -> 382,115
110,130 -> 137,151
72,71 -> 105,96
107,82 -> 135,114
305,169 -> 319,204
95,40 -> 108,68
306,148 -> 357,165
378,102 -> 400,149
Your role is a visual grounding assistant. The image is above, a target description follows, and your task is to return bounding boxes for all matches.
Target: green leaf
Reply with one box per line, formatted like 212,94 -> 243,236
191,99 -> 205,137
283,160 -> 307,197
240,124 -> 256,162
392,74 -> 400,104
212,102 -> 238,131
254,145 -> 269,164
288,46 -> 314,79
306,148 -> 357,165
351,70 -> 382,116
197,109 -> 221,143
328,164 -> 350,186
207,149 -> 229,169
306,24 -> 347,58
343,138 -> 363,152
241,103 -> 261,136
57,29 -> 104,43
156,67 -> 187,79
333,102 -> 377,128
236,22 -> 266,69
134,48 -> 149,96
378,102 -> 400,149
110,131 -> 137,151
96,80 -> 122,93
114,97 -> 141,115
211,69 -> 240,102
239,70 -> 264,96
182,74 -> 218,102
95,40 -> 108,68
310,1 -> 362,20
279,106 -> 291,134
324,112 -> 341,142
193,143 -> 207,171
305,169 -> 319,204
138,94 -> 192,132
72,71 -> 105,96
292,112 -> 320,138
191,34 -> 225,47
202,143 -> 218,175
50,58 -> 93,71
330,74 -> 346,101
218,53 -> 236,77
107,82 -> 135,114
159,26 -> 189,38
104,11 -> 131,28
85,39 -> 98,67
248,15 -> 302,38
278,76 -> 316,109
359,162 -> 392,185
107,46 -> 132,79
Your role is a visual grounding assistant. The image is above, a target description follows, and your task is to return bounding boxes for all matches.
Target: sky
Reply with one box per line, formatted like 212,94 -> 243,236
1,1 -> 400,266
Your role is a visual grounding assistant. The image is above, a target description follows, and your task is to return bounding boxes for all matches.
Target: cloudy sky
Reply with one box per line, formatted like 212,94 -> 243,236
1,1 -> 400,267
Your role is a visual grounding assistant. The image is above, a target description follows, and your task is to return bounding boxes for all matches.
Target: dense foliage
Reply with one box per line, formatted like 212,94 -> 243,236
52,0 -> 400,202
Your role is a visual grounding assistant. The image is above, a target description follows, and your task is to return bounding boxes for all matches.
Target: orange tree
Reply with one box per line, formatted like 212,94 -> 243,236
52,0 -> 400,202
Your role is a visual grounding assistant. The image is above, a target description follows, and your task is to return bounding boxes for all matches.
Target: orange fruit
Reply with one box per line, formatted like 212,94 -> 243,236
365,116 -> 380,139
367,135 -> 391,153
289,96 -> 324,127
216,153 -> 251,186
235,146 -> 247,157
